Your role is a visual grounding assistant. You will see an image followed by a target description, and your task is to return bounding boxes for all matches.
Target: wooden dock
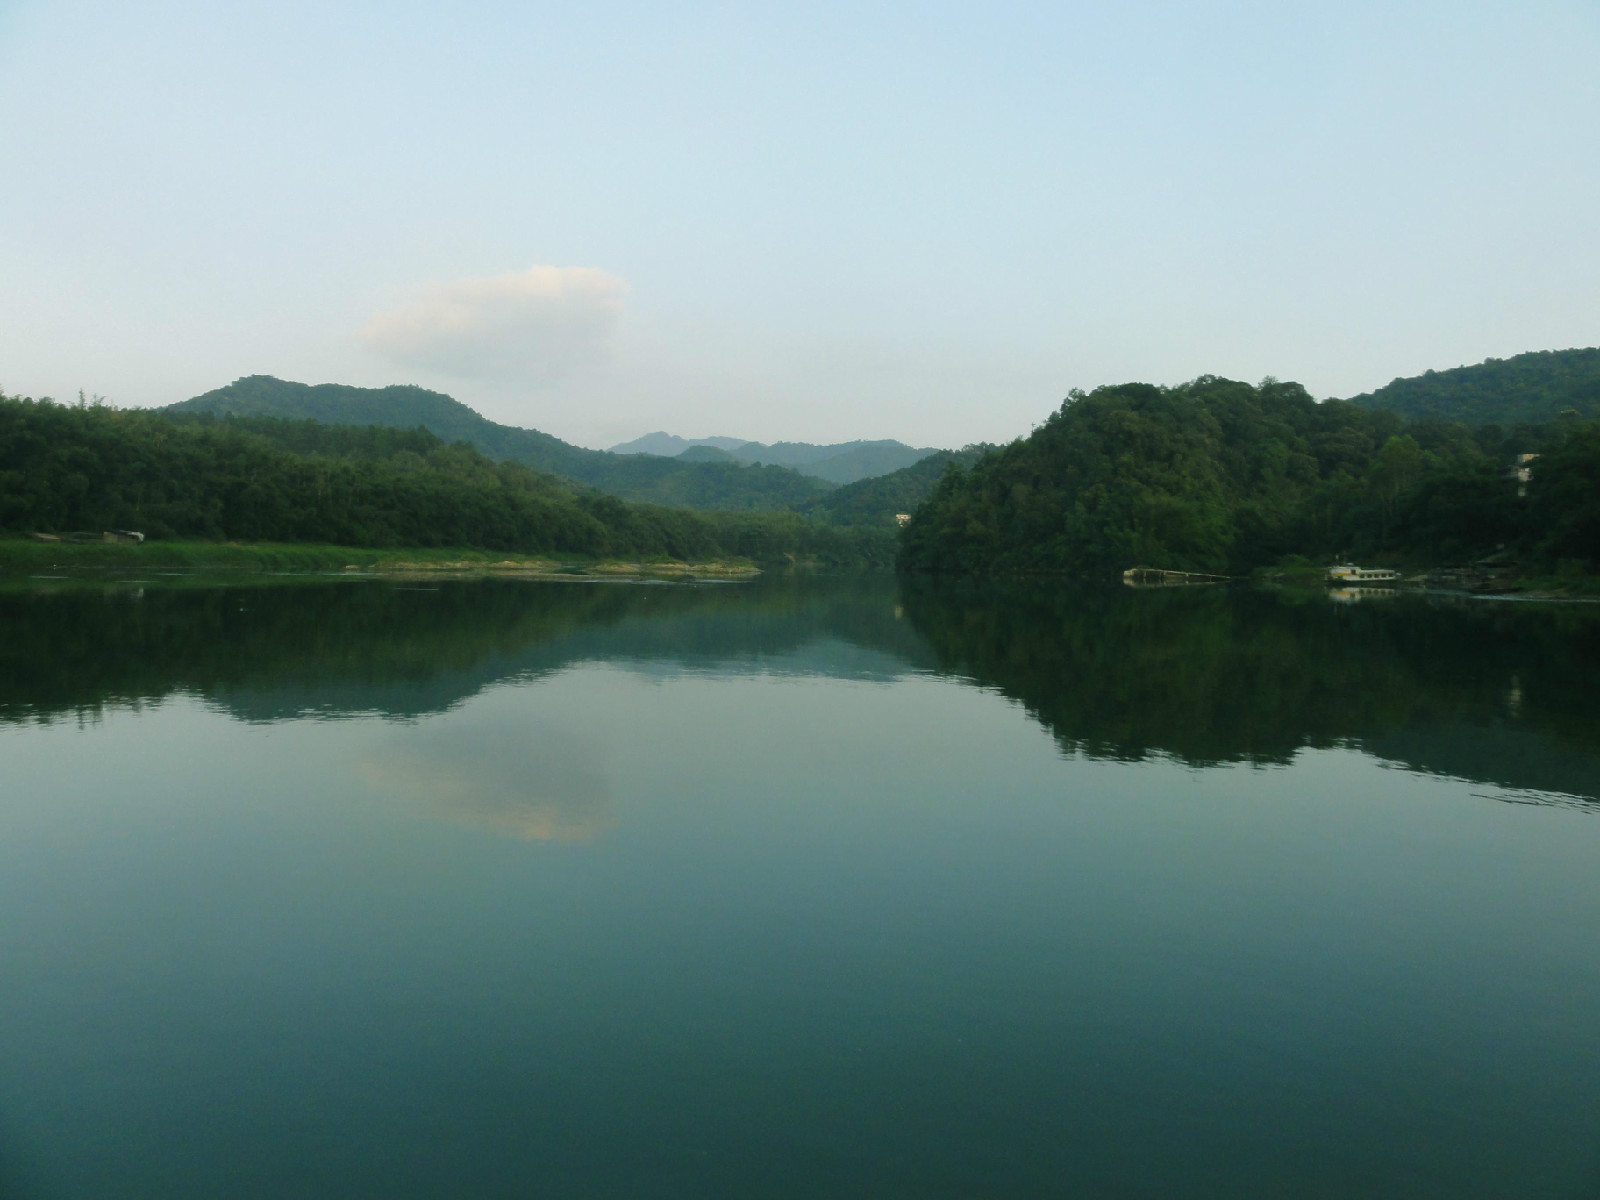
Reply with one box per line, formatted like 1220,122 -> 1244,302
1122,567 -> 1232,588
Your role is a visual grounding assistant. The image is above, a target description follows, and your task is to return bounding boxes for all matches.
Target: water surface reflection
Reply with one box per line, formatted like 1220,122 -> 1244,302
4,573 -> 1597,806
3,573 -> 1600,1198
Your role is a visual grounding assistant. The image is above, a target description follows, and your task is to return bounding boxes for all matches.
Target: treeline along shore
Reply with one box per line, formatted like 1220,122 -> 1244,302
0,393 -> 896,568
899,374 -> 1600,583
4,347 -> 1599,581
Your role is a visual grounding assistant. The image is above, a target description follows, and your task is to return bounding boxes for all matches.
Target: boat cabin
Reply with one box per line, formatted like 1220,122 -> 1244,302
1326,565 -> 1400,584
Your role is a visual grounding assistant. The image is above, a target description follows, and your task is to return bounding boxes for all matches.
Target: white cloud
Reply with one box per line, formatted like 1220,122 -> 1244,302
360,265 -> 626,383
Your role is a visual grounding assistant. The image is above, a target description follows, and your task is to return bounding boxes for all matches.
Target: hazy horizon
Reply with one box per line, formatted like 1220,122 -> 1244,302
3,0 -> 1596,450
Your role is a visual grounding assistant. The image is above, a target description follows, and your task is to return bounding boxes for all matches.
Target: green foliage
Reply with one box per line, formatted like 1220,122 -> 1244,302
0,539 -> 457,573
0,393 -> 886,566
1345,347 -> 1600,425
735,439 -> 938,483
675,444 -> 740,463
169,375 -> 833,510
806,445 -> 992,528
900,375 -> 1600,576
1526,423 -> 1600,567
699,510 -> 898,567
905,378 -> 1331,573
612,433 -> 940,483
590,455 -> 827,511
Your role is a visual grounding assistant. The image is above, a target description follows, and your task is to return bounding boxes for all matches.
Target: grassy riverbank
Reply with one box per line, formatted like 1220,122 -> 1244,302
0,538 -> 761,577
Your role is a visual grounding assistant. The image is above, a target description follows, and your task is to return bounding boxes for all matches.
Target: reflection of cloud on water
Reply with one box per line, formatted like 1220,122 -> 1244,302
360,719 -> 613,842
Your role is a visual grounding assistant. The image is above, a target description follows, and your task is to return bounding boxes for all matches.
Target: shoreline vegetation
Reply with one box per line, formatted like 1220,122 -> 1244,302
6,538 -> 1595,602
5,350 -> 1598,594
0,392 -> 896,570
0,538 -> 765,579
900,375 -> 1600,588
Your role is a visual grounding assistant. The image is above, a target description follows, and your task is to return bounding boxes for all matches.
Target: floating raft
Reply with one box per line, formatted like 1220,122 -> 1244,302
1122,567 -> 1232,588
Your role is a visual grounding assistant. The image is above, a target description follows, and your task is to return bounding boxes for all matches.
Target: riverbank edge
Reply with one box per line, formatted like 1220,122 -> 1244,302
0,538 -> 762,578
1251,563 -> 1600,599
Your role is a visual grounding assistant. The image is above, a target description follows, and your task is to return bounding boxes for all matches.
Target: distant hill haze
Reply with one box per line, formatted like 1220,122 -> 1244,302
166,377 -> 831,511
609,433 -> 750,456
1344,347 -> 1600,426
674,444 -> 741,464
807,446 -> 993,528
610,431 -> 940,485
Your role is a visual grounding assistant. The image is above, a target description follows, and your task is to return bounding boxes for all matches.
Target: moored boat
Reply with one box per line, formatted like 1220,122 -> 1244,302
1326,564 -> 1400,585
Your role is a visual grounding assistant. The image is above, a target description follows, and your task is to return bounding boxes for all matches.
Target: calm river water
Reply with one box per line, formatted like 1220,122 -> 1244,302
2,573 -> 1598,1198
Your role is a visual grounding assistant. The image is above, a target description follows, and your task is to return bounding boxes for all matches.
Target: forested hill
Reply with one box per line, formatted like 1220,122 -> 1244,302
807,446 -> 992,528
170,375 -> 592,472
900,376 -> 1600,577
0,394 -> 893,565
738,439 -> 937,485
167,376 -> 829,511
1344,348 -> 1600,425
610,432 -> 940,485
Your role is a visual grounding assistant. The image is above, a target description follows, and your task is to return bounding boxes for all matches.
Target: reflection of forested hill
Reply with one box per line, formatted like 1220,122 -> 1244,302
896,578 -> 1600,805
1363,726 -> 1600,811
4,575 -> 1597,808
0,575 -> 932,725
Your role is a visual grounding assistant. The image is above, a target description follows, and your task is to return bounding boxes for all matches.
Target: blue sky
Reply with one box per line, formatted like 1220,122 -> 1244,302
2,0 -> 1596,448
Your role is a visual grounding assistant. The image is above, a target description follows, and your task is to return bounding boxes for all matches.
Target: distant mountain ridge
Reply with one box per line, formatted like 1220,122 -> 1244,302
610,430 -> 939,484
806,446 -> 993,529
1343,347 -> 1600,425
165,377 -> 830,511
611,433 -> 749,456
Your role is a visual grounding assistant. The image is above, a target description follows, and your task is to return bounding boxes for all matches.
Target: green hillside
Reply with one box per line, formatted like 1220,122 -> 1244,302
733,439 -> 938,484
900,376 -> 1600,576
808,446 -> 992,528
611,431 -> 939,484
1345,348 -> 1600,425
1,394 -> 893,566
168,376 -> 830,510
675,444 -> 740,463
613,434 -> 961,509
610,432 -> 748,455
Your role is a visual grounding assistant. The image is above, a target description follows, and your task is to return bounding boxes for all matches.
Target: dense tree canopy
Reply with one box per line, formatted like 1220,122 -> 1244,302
900,376 -> 1599,576
1344,347 -> 1600,425
804,445 -> 992,528
0,394 -> 892,565
168,376 -> 833,510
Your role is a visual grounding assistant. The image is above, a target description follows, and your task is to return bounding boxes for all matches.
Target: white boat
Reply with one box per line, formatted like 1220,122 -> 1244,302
1326,565 -> 1400,584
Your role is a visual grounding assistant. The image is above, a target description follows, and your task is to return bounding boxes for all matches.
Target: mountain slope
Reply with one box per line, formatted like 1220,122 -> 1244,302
4,392 -> 899,565
609,430 -> 939,484
1344,347 -> 1600,425
610,432 -> 748,456
167,377 -> 829,510
900,377 -> 1490,575
900,373 -> 1600,576
744,440 -> 938,485
807,446 -> 993,528
676,444 -> 741,463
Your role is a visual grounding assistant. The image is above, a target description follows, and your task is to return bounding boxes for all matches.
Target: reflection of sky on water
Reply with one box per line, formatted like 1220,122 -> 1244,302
360,716 -> 613,843
3,634 -> 1600,1197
